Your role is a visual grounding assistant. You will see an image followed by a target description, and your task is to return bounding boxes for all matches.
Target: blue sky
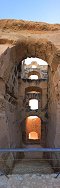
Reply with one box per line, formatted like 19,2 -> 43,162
0,0 -> 60,23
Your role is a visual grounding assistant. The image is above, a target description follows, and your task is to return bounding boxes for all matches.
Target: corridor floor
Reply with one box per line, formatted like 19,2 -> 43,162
0,145 -> 60,188
12,144 -> 53,174
12,159 -> 54,174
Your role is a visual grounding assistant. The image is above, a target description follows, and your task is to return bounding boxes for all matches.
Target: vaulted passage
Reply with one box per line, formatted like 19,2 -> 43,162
0,20 -> 60,173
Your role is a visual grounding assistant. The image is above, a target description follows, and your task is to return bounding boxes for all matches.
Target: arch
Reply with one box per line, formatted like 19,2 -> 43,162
26,116 -> 41,140
28,71 -> 40,79
0,37 -> 57,82
29,75 -> 38,80
25,86 -> 42,94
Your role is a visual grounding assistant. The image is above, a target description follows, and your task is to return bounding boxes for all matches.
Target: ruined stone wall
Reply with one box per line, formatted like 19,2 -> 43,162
0,19 -> 60,169
0,79 -> 10,148
0,78 -> 15,172
0,53 -> 22,172
5,64 -> 22,149
46,61 -> 60,168
47,67 -> 57,148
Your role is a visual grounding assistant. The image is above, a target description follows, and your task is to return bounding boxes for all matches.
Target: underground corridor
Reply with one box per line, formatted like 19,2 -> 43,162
0,21 -> 60,174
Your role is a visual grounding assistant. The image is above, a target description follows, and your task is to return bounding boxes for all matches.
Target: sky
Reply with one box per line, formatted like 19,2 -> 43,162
0,0 -> 60,23
24,58 -> 48,65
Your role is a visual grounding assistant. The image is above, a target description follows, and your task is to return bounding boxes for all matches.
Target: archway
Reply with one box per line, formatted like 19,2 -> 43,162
25,116 -> 41,143
0,20 -> 60,170
0,45 -> 59,148
28,71 -> 40,79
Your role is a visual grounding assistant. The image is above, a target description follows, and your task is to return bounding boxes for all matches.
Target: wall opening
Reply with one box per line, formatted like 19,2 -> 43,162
29,74 -> 38,80
29,99 -> 38,110
26,116 -> 41,142
21,57 -> 48,80
29,131 -> 38,140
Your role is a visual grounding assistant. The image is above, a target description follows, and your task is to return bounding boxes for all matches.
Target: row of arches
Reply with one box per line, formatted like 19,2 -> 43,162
21,58 -> 47,143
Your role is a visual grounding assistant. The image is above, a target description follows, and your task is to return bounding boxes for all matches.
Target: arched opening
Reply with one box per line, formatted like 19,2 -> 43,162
28,70 -> 40,80
29,132 -> 38,140
21,57 -> 48,80
29,74 -> 38,80
26,116 -> 41,143
25,86 -> 42,112
29,99 -> 38,110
